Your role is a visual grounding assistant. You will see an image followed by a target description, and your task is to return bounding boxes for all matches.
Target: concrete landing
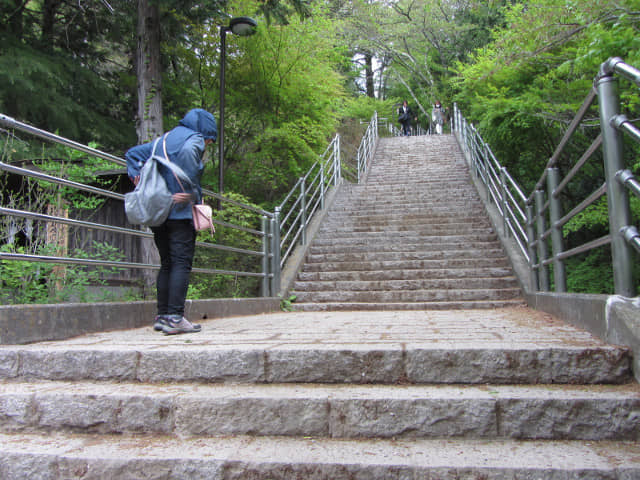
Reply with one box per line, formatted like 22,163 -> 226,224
0,307 -> 632,384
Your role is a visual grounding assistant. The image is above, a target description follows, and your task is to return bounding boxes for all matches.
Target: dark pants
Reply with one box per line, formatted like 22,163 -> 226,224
401,122 -> 411,136
151,219 -> 196,316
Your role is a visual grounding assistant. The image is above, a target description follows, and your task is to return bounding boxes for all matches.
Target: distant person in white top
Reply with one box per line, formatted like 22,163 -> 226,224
432,101 -> 445,135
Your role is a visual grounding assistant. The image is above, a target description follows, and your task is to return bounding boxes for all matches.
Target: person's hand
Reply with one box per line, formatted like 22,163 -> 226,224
172,193 -> 192,204
131,175 -> 140,186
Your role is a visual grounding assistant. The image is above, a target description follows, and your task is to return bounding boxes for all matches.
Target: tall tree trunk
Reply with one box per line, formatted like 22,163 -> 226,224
135,0 -> 163,295
136,0 -> 163,141
8,0 -> 25,37
41,0 -> 60,51
364,52 -> 375,98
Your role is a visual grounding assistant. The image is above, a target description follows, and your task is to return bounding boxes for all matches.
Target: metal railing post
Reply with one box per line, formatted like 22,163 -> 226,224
500,167 -> 509,237
452,103 -> 457,132
300,178 -> 307,245
320,164 -> 325,211
261,215 -> 270,297
470,126 -> 478,178
534,189 -> 550,291
596,68 -> 635,296
462,118 -> 468,154
483,142 -> 491,203
525,204 -> 539,291
270,207 -> 281,296
335,134 -> 341,184
547,168 -> 566,292
357,144 -> 362,184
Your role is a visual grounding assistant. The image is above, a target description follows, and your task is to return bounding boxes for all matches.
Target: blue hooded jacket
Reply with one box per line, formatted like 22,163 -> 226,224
125,109 -> 217,221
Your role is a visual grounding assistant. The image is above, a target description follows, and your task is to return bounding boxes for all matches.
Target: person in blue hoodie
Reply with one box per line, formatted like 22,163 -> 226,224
125,109 -> 217,335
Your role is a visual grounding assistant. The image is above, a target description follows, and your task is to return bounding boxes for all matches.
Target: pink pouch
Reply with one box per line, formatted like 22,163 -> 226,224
192,203 -> 215,234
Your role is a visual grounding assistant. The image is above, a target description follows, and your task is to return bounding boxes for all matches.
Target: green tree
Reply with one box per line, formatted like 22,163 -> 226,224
453,0 -> 640,293
183,0 -> 347,206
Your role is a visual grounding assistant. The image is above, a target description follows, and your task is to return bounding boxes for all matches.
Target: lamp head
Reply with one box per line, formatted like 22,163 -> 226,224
229,16 -> 258,36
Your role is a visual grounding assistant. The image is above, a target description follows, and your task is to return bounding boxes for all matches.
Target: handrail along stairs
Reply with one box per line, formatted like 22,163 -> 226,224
453,57 -> 639,298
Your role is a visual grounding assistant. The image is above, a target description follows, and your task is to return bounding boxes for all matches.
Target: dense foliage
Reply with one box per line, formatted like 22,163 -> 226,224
453,0 -> 640,294
1,0 -> 639,302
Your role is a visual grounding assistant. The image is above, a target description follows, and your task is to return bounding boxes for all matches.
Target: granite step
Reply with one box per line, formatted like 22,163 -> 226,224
0,309 -> 632,385
297,266 -> 516,281
291,299 -> 528,311
300,258 -> 512,272
303,249 -> 509,263
307,240 -> 502,254
293,277 -> 519,292
2,432 -> 639,479
316,220 -> 493,231
2,381 -> 638,440
292,287 -> 522,304
310,234 -> 498,248
3,339 -> 630,384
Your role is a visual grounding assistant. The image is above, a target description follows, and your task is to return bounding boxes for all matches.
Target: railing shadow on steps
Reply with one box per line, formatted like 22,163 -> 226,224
453,57 -> 640,380
0,111 -> 378,343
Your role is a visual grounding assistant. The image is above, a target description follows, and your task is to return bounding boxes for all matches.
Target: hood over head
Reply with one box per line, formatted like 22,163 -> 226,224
179,108 -> 217,141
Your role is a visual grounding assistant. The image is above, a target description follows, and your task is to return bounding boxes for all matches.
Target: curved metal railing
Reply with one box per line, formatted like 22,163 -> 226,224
454,57 -> 639,297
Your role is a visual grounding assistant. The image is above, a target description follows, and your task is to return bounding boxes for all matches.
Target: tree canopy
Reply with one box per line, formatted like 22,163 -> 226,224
2,0 -> 639,295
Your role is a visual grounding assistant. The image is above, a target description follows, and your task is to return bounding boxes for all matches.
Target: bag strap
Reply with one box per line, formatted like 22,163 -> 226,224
150,137 -> 161,157
152,134 -> 196,197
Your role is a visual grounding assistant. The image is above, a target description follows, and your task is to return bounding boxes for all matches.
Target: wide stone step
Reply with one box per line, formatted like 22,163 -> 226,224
297,266 -> 516,282
320,219 -> 488,230
318,220 -> 492,232
301,257 -> 512,272
304,249 -> 509,264
310,235 -> 497,249
331,202 -> 483,212
293,277 -> 519,292
291,299 -> 528,311
323,209 -> 490,219
313,227 -> 495,240
331,195 -> 483,203
0,341 -> 628,384
308,240 -> 501,254
341,177 -> 472,187
332,193 -> 484,203
292,287 -> 522,304
0,310 -> 631,385
326,205 -> 487,215
329,205 -> 487,216
2,432 -> 639,479
2,381 -> 638,440
335,188 -> 481,196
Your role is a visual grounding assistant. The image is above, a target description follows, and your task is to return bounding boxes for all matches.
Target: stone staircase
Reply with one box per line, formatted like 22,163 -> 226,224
0,309 -> 639,478
0,134 -> 639,478
292,135 -> 523,311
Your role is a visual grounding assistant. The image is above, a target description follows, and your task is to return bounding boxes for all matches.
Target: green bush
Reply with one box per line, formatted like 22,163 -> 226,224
0,241 -> 142,305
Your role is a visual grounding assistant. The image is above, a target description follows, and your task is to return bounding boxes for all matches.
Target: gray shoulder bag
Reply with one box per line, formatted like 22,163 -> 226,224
124,135 -> 192,227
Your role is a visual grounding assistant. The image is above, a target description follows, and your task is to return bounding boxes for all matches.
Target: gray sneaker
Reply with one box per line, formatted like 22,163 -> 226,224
162,315 -> 202,335
153,315 -> 170,331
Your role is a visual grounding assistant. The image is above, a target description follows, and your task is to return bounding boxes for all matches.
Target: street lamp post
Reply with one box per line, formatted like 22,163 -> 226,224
219,16 -> 258,200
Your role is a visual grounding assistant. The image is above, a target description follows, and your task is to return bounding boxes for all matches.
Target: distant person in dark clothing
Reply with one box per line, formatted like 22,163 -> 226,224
398,100 -> 415,136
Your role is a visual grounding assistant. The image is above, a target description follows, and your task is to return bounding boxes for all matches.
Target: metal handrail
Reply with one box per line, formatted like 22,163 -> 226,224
357,112 -> 378,183
0,113 -> 346,301
454,57 -> 639,296
276,135 -> 341,274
